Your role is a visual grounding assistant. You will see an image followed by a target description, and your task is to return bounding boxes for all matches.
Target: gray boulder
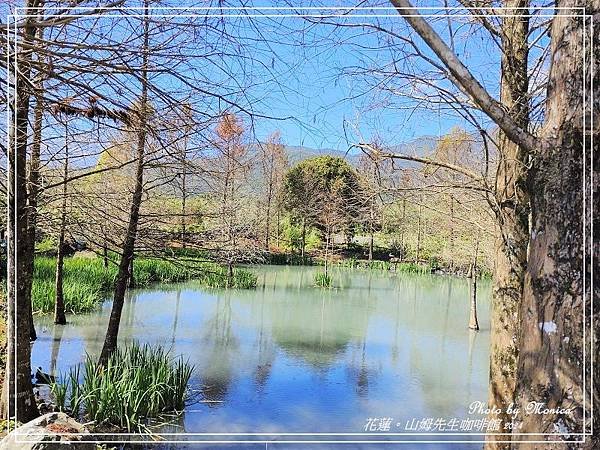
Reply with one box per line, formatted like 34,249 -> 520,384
0,412 -> 95,449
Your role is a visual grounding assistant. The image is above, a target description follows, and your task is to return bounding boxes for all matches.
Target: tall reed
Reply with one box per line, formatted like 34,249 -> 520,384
32,256 -> 257,314
51,342 -> 193,432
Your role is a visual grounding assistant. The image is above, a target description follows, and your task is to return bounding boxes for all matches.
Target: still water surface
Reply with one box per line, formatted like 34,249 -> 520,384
32,265 -> 491,448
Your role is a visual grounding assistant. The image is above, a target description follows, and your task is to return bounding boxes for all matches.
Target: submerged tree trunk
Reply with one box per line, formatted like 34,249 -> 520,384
98,1 -> 150,365
486,2 -> 530,446
0,0 -> 41,422
514,2 -> 598,446
468,243 -> 480,331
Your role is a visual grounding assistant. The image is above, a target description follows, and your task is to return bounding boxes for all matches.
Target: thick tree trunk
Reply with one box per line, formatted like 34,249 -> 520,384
98,2 -> 149,365
22,12 -> 48,344
99,133 -> 144,365
23,89 -> 44,342
0,0 -> 41,421
485,2 -> 530,447
513,2 -> 598,447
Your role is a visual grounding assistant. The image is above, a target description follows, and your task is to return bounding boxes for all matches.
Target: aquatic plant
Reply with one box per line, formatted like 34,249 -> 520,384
314,272 -> 332,288
50,342 -> 193,432
32,256 -> 258,314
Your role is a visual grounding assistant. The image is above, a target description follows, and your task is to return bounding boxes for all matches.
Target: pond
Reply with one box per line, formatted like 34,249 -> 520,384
32,264 -> 492,448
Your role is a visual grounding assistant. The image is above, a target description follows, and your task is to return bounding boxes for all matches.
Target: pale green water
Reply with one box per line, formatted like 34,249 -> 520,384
32,265 -> 491,448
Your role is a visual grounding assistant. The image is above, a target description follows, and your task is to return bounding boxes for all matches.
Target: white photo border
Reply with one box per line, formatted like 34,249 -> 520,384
5,5 -> 595,446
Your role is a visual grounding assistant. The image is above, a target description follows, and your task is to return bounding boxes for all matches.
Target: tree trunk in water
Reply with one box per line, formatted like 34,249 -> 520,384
98,1 -> 149,365
23,89 -> 44,343
54,237 -> 67,325
54,123 -> 69,325
513,2 -> 598,446
0,0 -> 41,421
486,2 -> 530,446
22,15 -> 48,343
468,245 -> 480,331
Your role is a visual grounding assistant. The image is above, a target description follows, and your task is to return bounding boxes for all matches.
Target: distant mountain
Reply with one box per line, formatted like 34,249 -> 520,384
280,135 -> 439,168
283,145 -> 358,165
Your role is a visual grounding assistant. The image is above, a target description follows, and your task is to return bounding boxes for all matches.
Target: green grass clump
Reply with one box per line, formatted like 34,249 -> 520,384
32,256 -> 258,314
51,342 -> 193,432
395,262 -> 432,274
314,272 -> 332,288
323,258 -> 432,273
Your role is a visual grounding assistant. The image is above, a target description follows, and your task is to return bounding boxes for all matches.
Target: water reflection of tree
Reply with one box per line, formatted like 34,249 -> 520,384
253,286 -> 276,391
197,293 -> 238,407
49,324 -> 65,376
270,288 -> 373,370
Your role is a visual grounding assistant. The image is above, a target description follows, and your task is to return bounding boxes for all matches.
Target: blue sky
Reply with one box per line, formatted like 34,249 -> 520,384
2,4 -> 549,160
208,10 -> 504,150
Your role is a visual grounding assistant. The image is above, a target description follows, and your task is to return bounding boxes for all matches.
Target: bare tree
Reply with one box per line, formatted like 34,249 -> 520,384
258,131 -> 288,251
98,0 -> 151,365
386,0 -> 597,445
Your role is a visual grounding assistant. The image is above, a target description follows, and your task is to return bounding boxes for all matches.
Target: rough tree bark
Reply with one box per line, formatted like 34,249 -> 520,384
513,1 -> 598,447
486,1 -> 531,447
98,0 -> 149,365
24,87 -> 44,342
22,2 -> 48,344
0,0 -> 42,422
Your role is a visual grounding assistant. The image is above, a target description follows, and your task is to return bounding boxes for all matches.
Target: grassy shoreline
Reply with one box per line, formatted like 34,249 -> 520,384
32,256 -> 257,314
268,252 -> 492,278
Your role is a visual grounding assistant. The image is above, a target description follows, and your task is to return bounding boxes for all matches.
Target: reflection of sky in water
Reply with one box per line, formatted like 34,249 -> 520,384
32,265 -> 490,448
